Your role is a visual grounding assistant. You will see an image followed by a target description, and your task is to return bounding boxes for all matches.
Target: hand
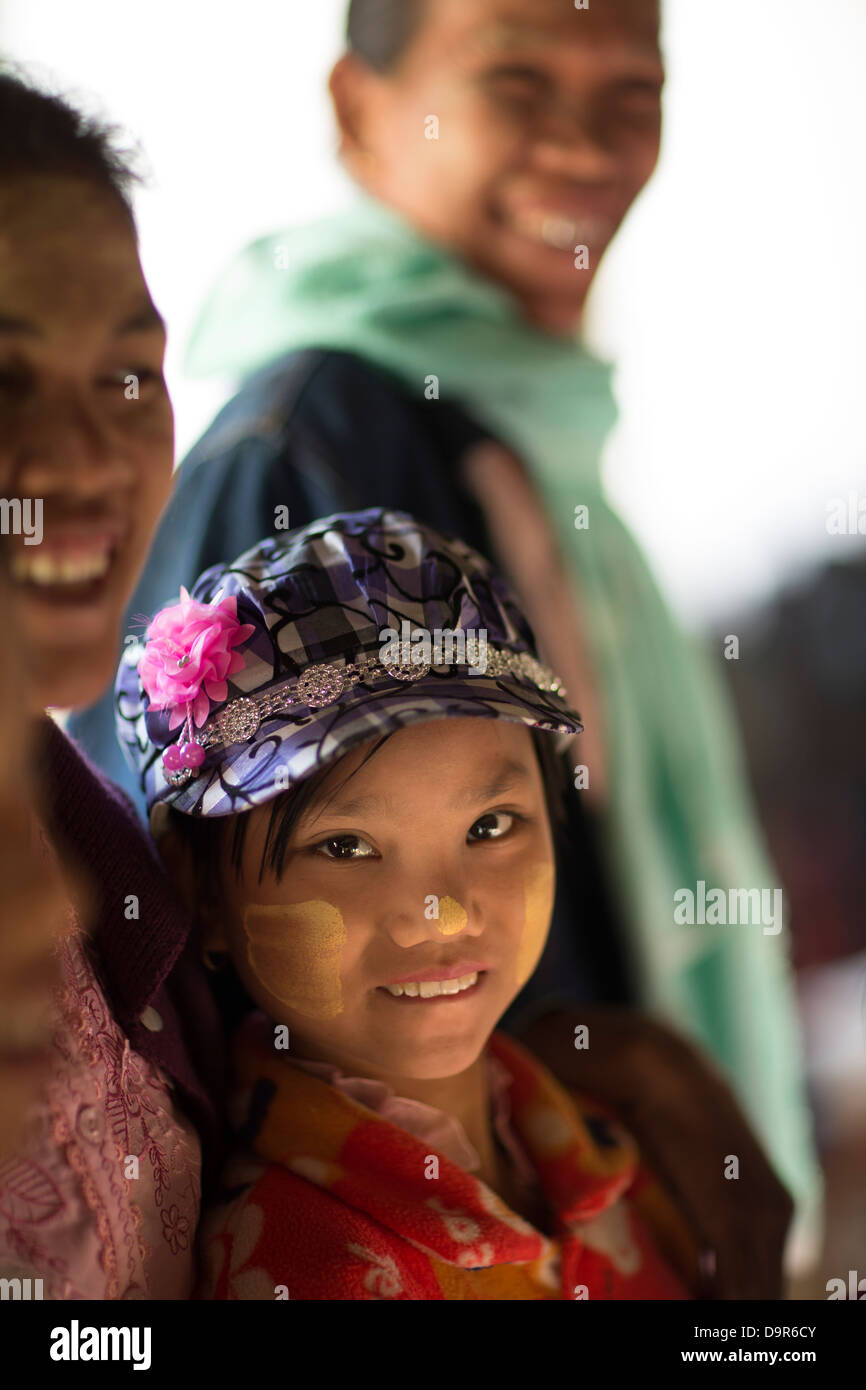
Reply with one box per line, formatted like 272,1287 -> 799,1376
515,1004 -> 794,1299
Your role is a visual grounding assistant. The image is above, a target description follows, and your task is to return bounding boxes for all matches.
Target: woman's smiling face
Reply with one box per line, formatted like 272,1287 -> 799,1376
332,0 -> 663,331
217,718 -> 557,1081
0,175 -> 173,711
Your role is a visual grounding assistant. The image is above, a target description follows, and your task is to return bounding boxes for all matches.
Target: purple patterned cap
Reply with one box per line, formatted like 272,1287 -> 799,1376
115,508 -> 583,837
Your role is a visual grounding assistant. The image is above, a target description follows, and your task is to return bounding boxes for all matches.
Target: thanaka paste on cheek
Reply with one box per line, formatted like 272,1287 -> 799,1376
242,901 -> 347,1019
514,862 -> 555,988
436,896 -> 468,935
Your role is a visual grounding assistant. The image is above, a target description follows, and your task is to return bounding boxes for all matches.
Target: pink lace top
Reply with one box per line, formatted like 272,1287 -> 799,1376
0,827 -> 202,1300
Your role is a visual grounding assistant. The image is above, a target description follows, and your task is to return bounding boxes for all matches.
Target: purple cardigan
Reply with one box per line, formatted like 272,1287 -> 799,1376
34,715 -> 227,1179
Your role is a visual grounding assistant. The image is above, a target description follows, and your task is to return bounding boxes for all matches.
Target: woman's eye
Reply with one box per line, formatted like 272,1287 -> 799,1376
468,811 -> 517,843
486,66 -> 548,99
313,835 -> 375,861
0,365 -> 30,394
613,83 -> 662,118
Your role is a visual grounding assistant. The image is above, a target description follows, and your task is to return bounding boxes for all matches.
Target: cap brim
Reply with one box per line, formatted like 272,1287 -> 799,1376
147,671 -> 583,830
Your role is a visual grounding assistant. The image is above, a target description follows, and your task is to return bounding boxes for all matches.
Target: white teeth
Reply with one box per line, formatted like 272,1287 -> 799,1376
384,971 -> 479,999
511,209 -> 611,250
11,548 -> 111,586
540,215 -> 578,249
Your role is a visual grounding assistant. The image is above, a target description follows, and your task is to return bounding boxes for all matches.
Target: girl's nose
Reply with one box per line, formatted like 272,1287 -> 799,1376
380,890 -> 484,948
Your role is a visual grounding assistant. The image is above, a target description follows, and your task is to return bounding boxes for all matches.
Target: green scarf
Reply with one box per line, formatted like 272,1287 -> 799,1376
186,193 -> 821,1245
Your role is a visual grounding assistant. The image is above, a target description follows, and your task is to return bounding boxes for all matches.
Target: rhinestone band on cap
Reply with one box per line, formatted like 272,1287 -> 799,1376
158,641 -> 569,787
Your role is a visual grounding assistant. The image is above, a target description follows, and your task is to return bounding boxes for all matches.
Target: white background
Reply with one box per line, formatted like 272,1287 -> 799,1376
2,0 -> 864,627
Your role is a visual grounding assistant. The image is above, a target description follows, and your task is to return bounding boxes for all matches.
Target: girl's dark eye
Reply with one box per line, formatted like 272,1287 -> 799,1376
313,834 -> 375,861
468,811 -> 518,842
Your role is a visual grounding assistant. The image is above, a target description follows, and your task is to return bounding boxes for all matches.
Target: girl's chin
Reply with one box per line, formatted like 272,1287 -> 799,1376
363,1030 -> 494,1081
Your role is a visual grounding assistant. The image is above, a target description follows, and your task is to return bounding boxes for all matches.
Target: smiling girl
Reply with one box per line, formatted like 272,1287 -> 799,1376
117,507 -> 698,1299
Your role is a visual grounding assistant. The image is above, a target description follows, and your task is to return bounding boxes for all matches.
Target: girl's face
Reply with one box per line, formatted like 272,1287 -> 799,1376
0,175 -> 174,712
217,718 -> 557,1081
333,0 -> 663,330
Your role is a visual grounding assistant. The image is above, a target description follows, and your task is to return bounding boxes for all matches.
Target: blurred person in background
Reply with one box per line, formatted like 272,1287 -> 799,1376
68,0 -> 819,1291
0,69 -> 225,1297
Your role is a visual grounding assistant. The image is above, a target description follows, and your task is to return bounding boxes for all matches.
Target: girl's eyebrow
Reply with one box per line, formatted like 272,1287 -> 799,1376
303,758 -> 533,823
459,759 -> 533,808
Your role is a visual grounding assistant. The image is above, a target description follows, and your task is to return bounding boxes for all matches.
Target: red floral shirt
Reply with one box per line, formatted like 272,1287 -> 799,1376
196,1016 -> 698,1300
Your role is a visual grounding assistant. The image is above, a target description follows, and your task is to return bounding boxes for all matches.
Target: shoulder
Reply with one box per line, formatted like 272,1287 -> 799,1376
180,347 -> 491,481
159,347 -> 497,564
36,716 -> 161,875
34,715 -> 190,978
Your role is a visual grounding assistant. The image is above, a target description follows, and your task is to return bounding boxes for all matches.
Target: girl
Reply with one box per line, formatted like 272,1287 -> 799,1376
117,507 -> 699,1299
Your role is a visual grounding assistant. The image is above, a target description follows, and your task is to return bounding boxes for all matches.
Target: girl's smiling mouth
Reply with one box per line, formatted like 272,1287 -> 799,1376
377,970 -> 488,1002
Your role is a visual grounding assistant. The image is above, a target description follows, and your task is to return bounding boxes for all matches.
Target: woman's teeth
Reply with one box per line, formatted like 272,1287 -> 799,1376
539,215 -> 579,249
10,548 -> 112,586
510,208 -> 610,250
383,971 -> 479,999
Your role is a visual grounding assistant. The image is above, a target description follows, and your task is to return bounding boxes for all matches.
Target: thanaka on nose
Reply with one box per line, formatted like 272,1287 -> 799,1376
435,896 -> 468,935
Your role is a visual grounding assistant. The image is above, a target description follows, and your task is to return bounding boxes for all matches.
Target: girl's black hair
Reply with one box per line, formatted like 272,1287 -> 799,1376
346,0 -> 428,72
0,66 -> 141,220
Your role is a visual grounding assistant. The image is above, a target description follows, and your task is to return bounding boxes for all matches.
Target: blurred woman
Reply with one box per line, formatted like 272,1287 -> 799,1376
0,69 -> 225,1297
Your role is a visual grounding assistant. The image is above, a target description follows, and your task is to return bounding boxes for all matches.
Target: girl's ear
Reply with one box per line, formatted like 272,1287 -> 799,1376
158,829 -> 230,952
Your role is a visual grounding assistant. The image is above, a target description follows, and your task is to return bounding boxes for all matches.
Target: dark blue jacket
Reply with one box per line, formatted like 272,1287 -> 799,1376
68,348 -> 634,1028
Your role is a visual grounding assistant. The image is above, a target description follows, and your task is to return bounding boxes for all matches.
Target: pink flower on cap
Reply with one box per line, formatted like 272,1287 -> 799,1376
139,587 -> 257,729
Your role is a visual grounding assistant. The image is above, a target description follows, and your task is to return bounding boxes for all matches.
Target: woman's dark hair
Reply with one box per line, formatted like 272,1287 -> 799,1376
346,0 -> 428,72
0,66 -> 141,220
